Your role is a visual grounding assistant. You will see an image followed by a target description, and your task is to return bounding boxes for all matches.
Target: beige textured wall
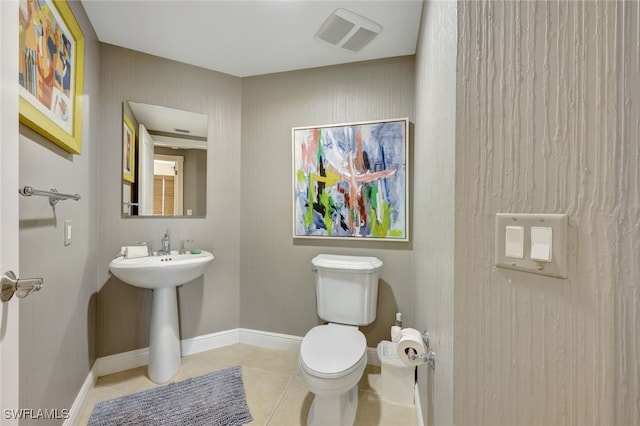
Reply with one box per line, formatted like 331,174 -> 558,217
454,1 -> 637,425
613,2 -> 639,424
18,1 -> 100,421
240,57 -> 415,347
413,1 -> 457,425
97,45 -> 242,356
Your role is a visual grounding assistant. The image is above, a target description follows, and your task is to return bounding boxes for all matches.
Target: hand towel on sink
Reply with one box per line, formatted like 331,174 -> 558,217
124,245 -> 149,259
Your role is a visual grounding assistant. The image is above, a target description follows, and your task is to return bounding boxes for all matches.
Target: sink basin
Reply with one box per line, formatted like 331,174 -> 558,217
108,250 -> 214,384
109,250 -> 214,289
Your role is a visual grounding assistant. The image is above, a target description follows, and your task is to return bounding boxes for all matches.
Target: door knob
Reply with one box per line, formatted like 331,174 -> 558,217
1,271 -> 44,302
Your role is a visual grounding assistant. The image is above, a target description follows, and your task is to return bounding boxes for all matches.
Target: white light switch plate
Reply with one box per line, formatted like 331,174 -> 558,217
64,220 -> 72,246
495,213 -> 568,278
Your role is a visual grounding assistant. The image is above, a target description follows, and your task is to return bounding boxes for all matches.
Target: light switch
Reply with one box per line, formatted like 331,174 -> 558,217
531,226 -> 552,262
495,213 -> 568,279
64,220 -> 72,246
505,226 -> 524,258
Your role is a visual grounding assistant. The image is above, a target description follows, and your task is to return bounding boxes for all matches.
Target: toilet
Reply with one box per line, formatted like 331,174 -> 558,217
299,254 -> 383,426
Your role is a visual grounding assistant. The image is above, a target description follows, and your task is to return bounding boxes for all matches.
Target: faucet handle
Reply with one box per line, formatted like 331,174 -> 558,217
138,241 -> 153,256
179,239 -> 194,254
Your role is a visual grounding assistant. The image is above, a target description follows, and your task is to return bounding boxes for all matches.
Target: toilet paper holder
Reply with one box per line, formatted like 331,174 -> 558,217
405,330 -> 436,370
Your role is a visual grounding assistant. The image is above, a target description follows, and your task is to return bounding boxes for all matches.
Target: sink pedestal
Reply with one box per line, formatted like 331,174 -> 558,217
108,250 -> 214,384
148,287 -> 181,383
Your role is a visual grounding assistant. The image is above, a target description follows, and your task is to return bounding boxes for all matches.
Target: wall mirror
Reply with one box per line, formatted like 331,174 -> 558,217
122,101 -> 207,218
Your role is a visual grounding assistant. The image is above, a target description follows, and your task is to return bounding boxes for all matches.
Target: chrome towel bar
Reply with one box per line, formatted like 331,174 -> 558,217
19,186 -> 81,206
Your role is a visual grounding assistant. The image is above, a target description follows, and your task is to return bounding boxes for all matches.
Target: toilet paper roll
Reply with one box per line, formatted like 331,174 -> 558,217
396,328 -> 427,366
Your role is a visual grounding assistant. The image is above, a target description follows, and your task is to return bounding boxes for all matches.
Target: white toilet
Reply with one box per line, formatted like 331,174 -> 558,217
299,254 -> 383,426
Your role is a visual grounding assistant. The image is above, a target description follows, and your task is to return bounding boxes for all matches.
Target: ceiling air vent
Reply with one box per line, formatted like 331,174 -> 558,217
315,8 -> 382,52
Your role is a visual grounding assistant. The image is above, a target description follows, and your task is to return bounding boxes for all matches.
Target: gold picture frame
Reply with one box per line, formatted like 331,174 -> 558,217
18,0 -> 85,154
122,113 -> 136,183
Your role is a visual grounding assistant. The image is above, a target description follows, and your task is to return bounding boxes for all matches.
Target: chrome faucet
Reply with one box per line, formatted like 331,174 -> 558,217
159,229 -> 171,255
179,239 -> 193,254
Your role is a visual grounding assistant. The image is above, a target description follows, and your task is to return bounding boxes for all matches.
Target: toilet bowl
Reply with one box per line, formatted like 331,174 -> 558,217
300,323 -> 367,426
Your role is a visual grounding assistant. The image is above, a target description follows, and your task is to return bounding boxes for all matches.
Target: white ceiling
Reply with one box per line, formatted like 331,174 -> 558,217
81,0 -> 424,77
128,101 -> 208,149
128,102 -> 208,138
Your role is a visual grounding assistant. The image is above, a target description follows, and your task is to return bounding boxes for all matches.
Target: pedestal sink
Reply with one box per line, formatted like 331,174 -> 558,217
109,250 -> 214,383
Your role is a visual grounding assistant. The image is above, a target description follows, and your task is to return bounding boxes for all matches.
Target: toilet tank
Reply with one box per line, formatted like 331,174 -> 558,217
311,254 -> 383,326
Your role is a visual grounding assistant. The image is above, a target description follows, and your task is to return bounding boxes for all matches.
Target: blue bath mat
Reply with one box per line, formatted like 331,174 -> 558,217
88,365 -> 253,426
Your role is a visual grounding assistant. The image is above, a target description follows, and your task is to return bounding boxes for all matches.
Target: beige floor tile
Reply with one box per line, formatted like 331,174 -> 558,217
354,390 -> 417,426
360,364 -> 382,392
193,343 -> 256,366
172,354 -> 229,383
242,347 -> 301,376
241,366 -> 292,425
76,386 -> 126,426
76,344 -> 417,426
95,366 -> 159,394
266,377 -> 313,426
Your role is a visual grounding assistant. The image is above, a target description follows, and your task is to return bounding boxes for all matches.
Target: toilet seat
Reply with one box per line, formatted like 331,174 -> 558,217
300,324 -> 367,379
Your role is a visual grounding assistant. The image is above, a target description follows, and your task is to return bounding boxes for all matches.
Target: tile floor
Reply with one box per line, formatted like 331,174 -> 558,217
77,343 -> 417,426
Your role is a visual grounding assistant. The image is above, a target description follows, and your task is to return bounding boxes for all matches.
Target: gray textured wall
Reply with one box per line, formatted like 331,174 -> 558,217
96,45 -> 242,356
18,1 -> 100,422
240,57 -> 416,347
413,1 -> 457,425
613,3 -> 639,424
454,2 -> 638,425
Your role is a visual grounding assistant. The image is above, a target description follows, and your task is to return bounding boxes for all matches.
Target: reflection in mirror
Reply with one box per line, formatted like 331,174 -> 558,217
122,102 -> 207,217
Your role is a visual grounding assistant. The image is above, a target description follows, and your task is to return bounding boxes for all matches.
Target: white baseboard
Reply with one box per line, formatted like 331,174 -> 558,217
239,328 -> 302,352
63,367 -> 98,426
182,328 -> 240,356
68,328 -> 382,425
93,347 -> 149,377
93,328 -> 241,377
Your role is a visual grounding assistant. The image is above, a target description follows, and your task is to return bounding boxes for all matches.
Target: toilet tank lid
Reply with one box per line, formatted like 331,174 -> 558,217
312,254 -> 383,271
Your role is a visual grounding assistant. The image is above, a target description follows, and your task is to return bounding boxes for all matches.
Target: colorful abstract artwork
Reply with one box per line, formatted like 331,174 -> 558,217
293,118 -> 409,241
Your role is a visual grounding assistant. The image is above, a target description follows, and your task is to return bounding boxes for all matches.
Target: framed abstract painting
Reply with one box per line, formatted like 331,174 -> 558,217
18,0 -> 85,154
292,118 -> 409,241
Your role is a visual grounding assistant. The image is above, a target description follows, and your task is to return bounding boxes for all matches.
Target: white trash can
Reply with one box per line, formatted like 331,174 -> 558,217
376,340 -> 415,404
